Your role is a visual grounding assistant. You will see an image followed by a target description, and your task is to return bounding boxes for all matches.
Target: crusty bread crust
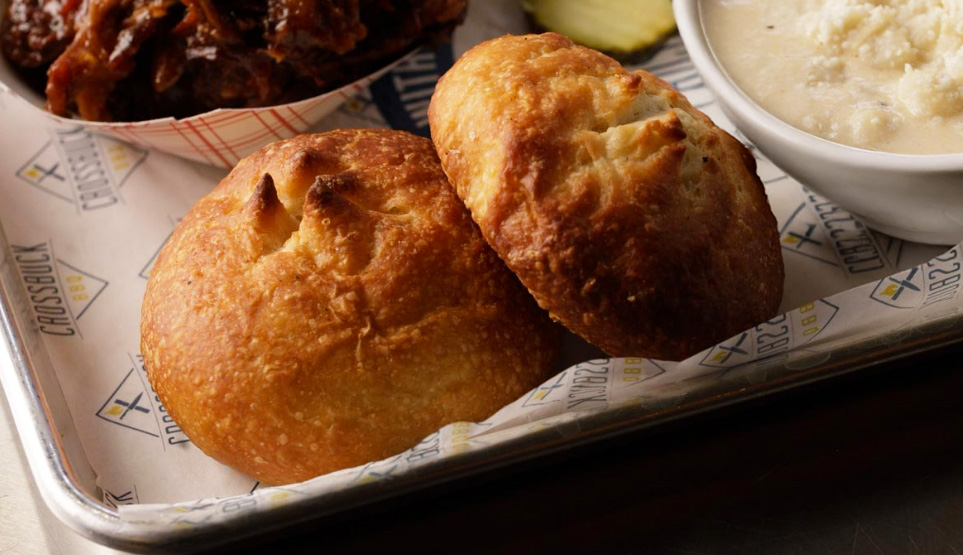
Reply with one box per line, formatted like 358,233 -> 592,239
141,130 -> 562,485
428,33 -> 784,360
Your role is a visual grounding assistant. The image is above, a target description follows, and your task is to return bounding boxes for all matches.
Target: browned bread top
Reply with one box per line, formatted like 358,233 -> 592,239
428,33 -> 784,360
141,129 -> 562,485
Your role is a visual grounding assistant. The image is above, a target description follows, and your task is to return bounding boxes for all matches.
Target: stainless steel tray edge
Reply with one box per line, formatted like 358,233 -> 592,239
4,210 -> 963,552
0,227 -> 127,545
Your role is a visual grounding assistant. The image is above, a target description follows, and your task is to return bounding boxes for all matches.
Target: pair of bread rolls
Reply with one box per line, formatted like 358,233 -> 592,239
141,33 -> 783,485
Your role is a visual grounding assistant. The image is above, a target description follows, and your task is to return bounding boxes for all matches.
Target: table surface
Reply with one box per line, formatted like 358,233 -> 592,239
3,340 -> 963,555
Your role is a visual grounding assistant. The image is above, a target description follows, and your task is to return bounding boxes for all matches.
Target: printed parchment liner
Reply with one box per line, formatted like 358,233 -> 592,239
0,2 -> 961,549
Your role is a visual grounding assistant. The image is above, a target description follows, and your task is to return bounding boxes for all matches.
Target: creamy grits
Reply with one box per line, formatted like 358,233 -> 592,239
702,0 -> 963,154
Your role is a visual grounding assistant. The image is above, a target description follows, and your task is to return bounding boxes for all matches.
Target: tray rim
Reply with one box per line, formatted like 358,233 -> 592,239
4,227 -> 963,552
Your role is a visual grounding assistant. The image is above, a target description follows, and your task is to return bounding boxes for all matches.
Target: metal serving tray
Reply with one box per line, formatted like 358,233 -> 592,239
4,208 -> 963,553
2,20 -> 963,554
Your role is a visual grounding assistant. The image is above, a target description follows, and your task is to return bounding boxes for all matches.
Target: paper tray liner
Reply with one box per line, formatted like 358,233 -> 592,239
0,18 -> 407,168
0,1 -> 959,549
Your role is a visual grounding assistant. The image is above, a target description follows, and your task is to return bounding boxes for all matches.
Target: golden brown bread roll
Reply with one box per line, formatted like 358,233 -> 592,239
140,129 -> 562,485
428,33 -> 784,360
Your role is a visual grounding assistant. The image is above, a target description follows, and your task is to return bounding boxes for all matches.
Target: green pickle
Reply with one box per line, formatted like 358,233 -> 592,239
521,0 -> 676,63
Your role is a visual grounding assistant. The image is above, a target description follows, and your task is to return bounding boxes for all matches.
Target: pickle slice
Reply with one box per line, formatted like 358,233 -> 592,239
522,0 -> 676,62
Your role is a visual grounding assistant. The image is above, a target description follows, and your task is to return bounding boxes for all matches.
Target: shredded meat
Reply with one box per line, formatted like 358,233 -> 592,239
1,0 -> 466,121
1,0 -> 81,67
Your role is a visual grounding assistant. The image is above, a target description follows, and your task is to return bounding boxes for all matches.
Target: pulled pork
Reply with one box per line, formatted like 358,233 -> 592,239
1,0 -> 466,121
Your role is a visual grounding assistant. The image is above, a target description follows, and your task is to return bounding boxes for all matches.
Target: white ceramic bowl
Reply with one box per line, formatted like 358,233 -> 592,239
674,0 -> 963,246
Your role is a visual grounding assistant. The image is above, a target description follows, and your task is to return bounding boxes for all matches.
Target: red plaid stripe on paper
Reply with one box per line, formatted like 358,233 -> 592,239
2,56 -> 398,168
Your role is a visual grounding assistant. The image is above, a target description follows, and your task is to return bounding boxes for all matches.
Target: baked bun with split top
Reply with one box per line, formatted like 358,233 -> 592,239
141,129 -> 562,485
